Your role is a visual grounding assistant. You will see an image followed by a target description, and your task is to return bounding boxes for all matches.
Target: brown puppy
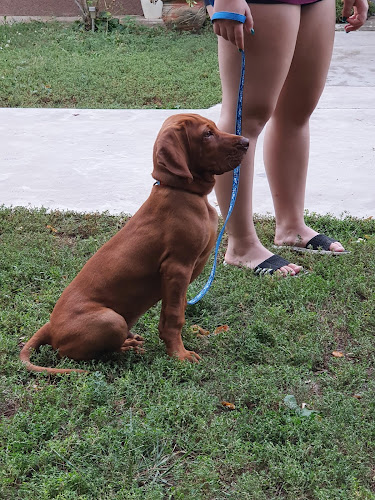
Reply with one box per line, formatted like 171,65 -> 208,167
20,113 -> 249,374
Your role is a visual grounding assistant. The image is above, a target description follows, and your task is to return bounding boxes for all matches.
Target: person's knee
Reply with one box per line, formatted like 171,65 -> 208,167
241,103 -> 273,137
219,102 -> 274,138
275,111 -> 311,130
274,97 -> 316,128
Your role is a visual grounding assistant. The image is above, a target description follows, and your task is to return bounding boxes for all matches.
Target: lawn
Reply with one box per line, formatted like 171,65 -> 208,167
0,20 -> 220,109
1,20 -> 375,500
1,207 -> 375,499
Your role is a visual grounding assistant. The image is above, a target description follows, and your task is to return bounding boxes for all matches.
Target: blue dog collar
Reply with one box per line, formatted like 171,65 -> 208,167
211,12 -> 246,24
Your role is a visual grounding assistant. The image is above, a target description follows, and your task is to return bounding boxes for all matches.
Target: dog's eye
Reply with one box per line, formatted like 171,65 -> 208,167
204,130 -> 214,139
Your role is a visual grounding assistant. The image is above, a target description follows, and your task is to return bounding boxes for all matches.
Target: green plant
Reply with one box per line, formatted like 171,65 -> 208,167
94,10 -> 122,33
74,0 -> 120,32
74,0 -> 94,30
1,207 -> 375,498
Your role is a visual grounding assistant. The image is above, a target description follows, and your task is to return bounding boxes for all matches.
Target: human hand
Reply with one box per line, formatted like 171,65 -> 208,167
342,0 -> 368,32
207,0 -> 253,51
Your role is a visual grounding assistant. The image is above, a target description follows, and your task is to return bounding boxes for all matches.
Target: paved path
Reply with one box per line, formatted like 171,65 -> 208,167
1,30 -> 374,217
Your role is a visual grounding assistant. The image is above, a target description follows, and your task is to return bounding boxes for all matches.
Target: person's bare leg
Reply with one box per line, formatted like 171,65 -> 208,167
214,3 -> 303,275
263,0 -> 345,252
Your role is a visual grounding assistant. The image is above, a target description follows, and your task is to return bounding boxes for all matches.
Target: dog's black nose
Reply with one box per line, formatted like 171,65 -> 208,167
238,137 -> 249,150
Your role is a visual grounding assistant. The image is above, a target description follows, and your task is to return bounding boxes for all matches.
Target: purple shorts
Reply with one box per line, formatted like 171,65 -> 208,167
205,0 -> 322,6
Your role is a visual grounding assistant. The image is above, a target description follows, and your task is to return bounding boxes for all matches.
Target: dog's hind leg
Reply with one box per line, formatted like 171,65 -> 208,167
54,307 -> 142,360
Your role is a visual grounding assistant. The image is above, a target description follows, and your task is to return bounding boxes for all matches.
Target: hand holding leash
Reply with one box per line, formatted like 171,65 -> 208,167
208,0 -> 254,50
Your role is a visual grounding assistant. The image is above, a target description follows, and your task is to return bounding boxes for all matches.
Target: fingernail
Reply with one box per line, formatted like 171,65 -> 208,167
250,28 -> 255,35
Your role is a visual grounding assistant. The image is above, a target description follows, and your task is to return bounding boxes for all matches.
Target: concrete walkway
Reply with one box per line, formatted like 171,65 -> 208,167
1,30 -> 374,218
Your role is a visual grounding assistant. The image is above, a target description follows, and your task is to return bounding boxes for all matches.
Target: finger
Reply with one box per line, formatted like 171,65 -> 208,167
244,4 -> 254,32
214,21 -> 241,48
342,0 -> 355,18
214,21 -> 228,42
351,4 -> 367,22
213,21 -> 221,37
345,22 -> 363,32
226,25 -> 236,46
345,14 -> 367,31
234,23 -> 245,50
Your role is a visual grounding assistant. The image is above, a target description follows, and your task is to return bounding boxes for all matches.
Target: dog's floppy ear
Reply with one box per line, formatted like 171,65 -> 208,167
152,124 -> 193,185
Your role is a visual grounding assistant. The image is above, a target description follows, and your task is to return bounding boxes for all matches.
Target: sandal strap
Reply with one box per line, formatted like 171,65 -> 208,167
254,255 -> 290,276
305,234 -> 336,251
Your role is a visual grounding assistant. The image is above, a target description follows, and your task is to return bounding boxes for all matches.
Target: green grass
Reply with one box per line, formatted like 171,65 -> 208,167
1,206 -> 375,499
2,15 -> 374,109
1,18 -> 375,499
0,21 -> 220,109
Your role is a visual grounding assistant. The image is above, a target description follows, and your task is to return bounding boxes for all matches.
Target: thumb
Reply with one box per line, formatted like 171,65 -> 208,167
342,0 -> 354,18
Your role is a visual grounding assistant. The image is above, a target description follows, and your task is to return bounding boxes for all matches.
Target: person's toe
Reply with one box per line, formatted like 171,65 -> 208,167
288,263 -> 302,275
330,241 -> 345,252
277,263 -> 302,276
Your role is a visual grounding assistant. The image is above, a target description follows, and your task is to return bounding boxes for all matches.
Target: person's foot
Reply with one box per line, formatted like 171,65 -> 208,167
224,235 -> 303,276
274,225 -> 346,253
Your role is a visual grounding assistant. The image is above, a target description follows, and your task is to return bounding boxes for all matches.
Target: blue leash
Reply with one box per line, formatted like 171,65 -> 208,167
187,16 -> 246,305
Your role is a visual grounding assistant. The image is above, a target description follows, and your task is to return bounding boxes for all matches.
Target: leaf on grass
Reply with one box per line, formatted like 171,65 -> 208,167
46,224 -> 58,233
284,395 -> 299,410
353,394 -> 362,399
213,325 -> 229,335
191,325 -> 210,336
284,395 -> 317,418
221,401 -> 236,410
332,351 -> 344,358
299,407 -> 317,417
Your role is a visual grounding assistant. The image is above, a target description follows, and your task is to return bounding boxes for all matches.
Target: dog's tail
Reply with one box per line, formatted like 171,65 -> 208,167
19,323 -> 87,375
